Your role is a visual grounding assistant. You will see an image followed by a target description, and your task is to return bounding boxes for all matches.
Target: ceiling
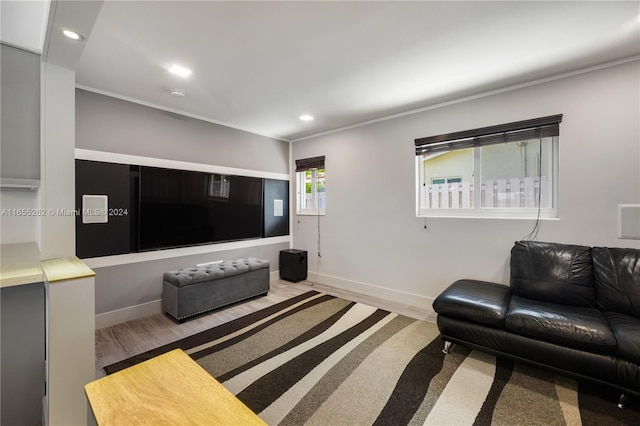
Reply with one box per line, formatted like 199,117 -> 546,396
0,0 -> 49,52
9,1 -> 640,142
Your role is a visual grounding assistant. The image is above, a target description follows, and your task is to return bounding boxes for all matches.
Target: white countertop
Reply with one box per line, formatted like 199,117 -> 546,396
0,242 -> 44,288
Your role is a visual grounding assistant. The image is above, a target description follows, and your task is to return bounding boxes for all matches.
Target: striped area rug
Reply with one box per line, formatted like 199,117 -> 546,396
105,291 -> 640,425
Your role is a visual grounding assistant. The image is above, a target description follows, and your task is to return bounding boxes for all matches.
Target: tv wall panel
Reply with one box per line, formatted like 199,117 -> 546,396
263,179 -> 289,238
138,166 -> 263,251
76,160 -> 132,258
75,159 -> 287,258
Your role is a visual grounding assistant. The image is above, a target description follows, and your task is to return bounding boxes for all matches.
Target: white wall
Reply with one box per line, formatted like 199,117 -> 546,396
292,60 -> 640,309
0,191 -> 39,243
40,62 -> 76,259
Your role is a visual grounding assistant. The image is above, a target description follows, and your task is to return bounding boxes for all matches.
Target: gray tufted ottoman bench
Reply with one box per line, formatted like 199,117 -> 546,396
162,257 -> 270,322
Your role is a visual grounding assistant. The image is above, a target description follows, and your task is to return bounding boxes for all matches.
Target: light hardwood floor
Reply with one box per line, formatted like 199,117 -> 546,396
95,279 -> 433,378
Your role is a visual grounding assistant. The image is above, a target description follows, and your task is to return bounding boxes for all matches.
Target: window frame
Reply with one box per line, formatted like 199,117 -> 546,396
415,139 -> 559,219
415,115 -> 561,219
296,167 -> 325,216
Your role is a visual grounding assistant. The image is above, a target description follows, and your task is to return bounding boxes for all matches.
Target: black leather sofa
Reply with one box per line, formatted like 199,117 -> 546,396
433,240 -> 640,406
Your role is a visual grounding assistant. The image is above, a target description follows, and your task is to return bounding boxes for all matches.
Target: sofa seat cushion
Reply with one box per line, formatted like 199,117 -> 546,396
604,311 -> 640,364
432,279 -> 511,328
505,296 -> 616,354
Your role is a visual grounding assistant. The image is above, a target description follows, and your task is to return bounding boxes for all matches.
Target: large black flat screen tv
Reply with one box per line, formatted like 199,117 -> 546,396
138,166 -> 263,251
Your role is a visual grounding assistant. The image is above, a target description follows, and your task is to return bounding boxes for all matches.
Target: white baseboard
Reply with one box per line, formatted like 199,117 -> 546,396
307,272 -> 437,322
95,271 -> 437,329
95,299 -> 163,329
96,271 -> 283,329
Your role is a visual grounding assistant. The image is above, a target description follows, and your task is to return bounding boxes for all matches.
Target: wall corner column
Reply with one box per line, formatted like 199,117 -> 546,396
40,62 -> 76,260
42,257 -> 95,426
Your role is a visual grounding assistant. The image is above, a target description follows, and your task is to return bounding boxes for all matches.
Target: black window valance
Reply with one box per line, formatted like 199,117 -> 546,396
415,114 -> 563,156
295,156 -> 325,172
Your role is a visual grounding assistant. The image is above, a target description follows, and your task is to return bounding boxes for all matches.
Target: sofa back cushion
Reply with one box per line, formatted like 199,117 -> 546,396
510,241 -> 596,307
593,247 -> 640,318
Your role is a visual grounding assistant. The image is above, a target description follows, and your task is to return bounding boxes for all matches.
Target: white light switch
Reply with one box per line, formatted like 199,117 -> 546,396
82,195 -> 108,224
274,199 -> 283,217
618,204 -> 640,240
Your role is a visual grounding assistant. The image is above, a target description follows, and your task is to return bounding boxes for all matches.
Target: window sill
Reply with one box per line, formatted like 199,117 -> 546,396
417,208 -> 558,220
297,210 -> 325,216
417,213 -> 559,220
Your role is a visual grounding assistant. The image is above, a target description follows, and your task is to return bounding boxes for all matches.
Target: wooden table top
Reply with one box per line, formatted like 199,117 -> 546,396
85,349 -> 266,426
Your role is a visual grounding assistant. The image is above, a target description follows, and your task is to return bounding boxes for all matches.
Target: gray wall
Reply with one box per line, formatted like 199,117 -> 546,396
292,60 -> 640,308
94,243 -> 289,315
1,44 -> 40,181
0,44 -> 41,245
75,90 -> 290,317
76,89 -> 289,173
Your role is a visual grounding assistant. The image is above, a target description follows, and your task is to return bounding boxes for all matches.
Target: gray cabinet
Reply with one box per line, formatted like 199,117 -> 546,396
1,43 -> 41,190
1,281 -> 46,426
0,243 -> 46,425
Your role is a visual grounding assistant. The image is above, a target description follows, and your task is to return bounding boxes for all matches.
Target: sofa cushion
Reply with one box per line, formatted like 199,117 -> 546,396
603,311 -> 640,364
432,279 -> 511,328
510,241 -> 596,307
505,296 -> 616,354
164,258 -> 269,287
593,247 -> 640,318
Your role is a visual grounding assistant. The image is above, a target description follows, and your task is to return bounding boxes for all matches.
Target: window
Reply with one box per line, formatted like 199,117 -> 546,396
431,177 -> 462,185
207,174 -> 230,200
295,156 -> 325,215
415,115 -> 562,218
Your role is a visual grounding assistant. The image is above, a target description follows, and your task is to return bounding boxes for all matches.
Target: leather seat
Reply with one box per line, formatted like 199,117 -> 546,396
505,296 -> 617,354
432,279 -> 511,328
604,311 -> 640,364
433,241 -> 640,402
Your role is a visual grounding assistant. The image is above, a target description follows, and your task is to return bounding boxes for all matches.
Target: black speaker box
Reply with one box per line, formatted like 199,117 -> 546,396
279,249 -> 307,282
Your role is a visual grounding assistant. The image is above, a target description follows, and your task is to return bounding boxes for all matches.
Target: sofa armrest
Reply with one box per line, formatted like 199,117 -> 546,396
433,279 -> 512,328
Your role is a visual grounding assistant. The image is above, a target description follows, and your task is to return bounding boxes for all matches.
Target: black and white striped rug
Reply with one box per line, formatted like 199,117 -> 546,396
105,291 -> 640,425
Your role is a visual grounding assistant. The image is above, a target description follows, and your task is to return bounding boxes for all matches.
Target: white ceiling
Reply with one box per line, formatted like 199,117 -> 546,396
0,0 -> 49,52
13,1 -> 640,141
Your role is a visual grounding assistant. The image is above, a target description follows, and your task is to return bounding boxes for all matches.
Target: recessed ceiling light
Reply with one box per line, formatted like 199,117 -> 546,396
299,114 -> 314,121
170,90 -> 186,98
60,28 -> 84,41
168,64 -> 192,77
